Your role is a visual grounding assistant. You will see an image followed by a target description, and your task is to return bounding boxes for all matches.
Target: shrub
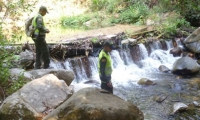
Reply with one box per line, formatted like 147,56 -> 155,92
111,2 -> 149,24
0,30 -> 11,85
60,14 -> 93,29
157,15 -> 190,37
6,74 -> 27,96
90,0 -> 126,13
0,0 -> 32,97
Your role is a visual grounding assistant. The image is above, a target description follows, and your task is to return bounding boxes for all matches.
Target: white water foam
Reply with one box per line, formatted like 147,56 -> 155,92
51,41 -> 180,87
139,44 -> 148,59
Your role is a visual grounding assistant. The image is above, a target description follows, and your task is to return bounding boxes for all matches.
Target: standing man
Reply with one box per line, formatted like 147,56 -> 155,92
32,6 -> 51,69
98,41 -> 114,94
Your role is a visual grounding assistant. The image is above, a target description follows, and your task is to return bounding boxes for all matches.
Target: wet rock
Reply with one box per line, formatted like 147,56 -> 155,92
0,74 -> 72,120
171,83 -> 182,91
173,102 -> 188,114
172,104 -> 200,119
193,101 -> 200,107
182,52 -> 194,58
27,69 -> 74,86
20,50 -> 35,70
130,45 -> 141,62
155,94 -> 168,103
184,27 -> 200,53
189,78 -> 200,90
10,68 -> 34,81
172,57 -> 200,75
43,87 -> 144,120
170,47 -> 182,57
160,40 -> 168,50
138,78 -> 156,86
121,38 -> 137,44
158,65 -> 170,73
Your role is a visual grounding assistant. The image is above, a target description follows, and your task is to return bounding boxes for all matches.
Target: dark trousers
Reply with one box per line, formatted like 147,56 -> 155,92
32,35 -> 50,69
100,76 -> 113,94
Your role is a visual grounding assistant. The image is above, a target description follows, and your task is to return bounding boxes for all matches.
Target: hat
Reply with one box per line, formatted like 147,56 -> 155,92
104,41 -> 114,49
39,6 -> 49,13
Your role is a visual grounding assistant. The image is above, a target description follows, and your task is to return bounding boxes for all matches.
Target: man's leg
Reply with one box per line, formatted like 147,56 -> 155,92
42,45 -> 50,68
40,37 -> 50,68
33,36 -> 42,69
101,82 -> 113,94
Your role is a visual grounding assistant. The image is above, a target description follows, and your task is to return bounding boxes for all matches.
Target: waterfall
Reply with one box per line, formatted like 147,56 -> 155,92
138,44 -> 148,59
88,57 -> 98,79
166,40 -> 174,49
111,50 -> 125,68
63,60 -> 72,70
50,60 -> 65,69
50,40 -> 180,84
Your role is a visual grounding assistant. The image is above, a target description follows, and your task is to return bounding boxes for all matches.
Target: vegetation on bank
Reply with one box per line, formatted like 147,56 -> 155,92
60,0 -> 197,37
0,0 -> 33,97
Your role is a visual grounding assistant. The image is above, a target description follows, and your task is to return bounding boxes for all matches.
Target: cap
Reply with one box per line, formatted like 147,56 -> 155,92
104,41 -> 114,49
39,6 -> 49,13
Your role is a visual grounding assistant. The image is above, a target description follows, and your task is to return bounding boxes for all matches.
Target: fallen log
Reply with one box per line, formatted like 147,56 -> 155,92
21,32 -> 126,60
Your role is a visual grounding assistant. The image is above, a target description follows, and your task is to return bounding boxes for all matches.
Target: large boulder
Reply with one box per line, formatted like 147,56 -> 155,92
27,69 -> 74,86
20,50 -> 35,70
172,57 -> 199,74
0,74 -> 72,120
43,87 -> 144,120
184,27 -> 200,53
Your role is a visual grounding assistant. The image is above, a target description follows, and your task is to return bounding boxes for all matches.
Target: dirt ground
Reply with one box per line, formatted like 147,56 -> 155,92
45,24 -> 149,43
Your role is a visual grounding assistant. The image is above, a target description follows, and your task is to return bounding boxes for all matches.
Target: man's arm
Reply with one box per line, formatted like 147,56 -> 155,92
36,16 -> 49,33
100,57 -> 109,83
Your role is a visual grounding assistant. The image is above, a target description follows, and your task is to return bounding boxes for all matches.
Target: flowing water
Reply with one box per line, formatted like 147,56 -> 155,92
50,39 -> 200,120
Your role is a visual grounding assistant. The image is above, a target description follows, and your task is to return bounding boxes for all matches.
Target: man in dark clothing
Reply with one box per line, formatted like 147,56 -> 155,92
98,41 -> 113,94
32,6 -> 51,69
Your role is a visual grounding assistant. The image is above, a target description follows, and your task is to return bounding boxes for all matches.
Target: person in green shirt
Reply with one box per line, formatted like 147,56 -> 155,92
98,41 -> 114,94
32,6 -> 51,69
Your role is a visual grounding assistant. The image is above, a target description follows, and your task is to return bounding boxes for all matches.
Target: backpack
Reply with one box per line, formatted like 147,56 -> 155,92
25,17 -> 35,37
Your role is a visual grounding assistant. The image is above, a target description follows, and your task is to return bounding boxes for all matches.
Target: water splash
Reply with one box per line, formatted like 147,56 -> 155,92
139,44 -> 149,60
165,40 -> 173,49
50,60 -> 64,69
51,40 -> 179,85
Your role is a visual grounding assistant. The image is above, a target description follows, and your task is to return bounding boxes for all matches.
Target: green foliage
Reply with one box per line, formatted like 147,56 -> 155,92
177,0 -> 200,21
91,38 -> 98,44
111,2 -> 149,24
60,14 -> 93,29
6,74 -> 27,95
155,0 -> 200,25
60,13 -> 113,29
0,0 -> 32,96
157,16 -> 190,37
90,0 -> 122,13
0,29 -> 11,85
90,0 -> 108,11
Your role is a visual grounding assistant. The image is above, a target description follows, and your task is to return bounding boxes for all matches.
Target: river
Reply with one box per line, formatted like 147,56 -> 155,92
50,39 -> 200,120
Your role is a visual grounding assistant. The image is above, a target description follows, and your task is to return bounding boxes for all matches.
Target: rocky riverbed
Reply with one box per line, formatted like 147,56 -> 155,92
1,27 -> 200,119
